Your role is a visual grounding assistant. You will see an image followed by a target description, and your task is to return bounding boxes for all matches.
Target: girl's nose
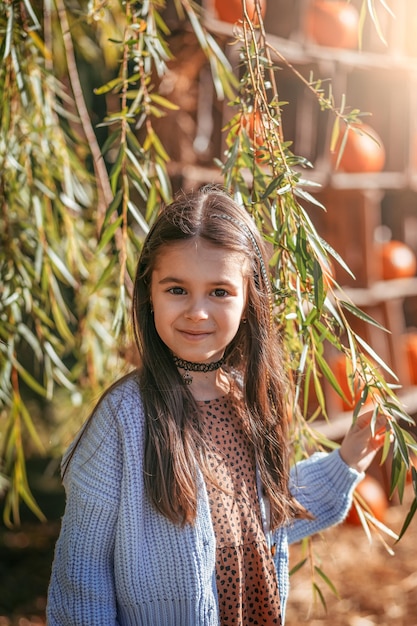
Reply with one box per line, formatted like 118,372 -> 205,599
184,298 -> 209,321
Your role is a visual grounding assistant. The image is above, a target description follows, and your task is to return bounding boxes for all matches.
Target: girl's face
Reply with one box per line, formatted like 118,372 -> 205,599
150,239 -> 248,363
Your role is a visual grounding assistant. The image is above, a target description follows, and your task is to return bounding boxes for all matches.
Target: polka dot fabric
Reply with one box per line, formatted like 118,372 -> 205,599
198,395 -> 282,626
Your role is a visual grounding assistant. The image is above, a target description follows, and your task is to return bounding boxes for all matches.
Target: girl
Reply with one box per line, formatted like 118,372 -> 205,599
47,186 -> 387,625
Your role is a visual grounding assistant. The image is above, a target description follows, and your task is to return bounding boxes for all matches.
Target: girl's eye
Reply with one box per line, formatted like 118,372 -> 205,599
212,288 -> 228,297
168,287 -> 186,295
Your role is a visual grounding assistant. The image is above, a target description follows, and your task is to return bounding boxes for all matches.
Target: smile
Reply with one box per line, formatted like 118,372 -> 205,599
178,329 -> 212,339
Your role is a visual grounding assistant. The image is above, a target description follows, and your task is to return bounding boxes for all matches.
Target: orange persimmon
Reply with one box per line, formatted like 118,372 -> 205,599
345,474 -> 389,525
345,474 -> 389,526
240,110 -> 269,162
332,123 -> 385,173
304,0 -> 359,49
214,0 -> 266,24
332,355 -> 367,411
380,240 -> 417,280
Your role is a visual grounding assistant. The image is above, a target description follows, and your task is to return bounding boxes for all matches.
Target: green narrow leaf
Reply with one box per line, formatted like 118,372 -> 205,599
313,259 -> 325,311
44,341 -> 71,375
354,333 -> 398,380
378,0 -> 395,17
93,256 -> 117,293
150,131 -> 170,162
127,201 -> 150,235
312,581 -> 327,611
313,371 -> 327,416
289,558 -> 307,576
330,117 -> 340,152
126,148 -> 151,186
22,0 -> 41,29
97,215 -> 123,253
366,0 -> 388,45
127,226 -> 144,252
155,161 -> 172,202
148,105 -> 166,119
101,130 -> 120,156
358,0 -> 367,49
149,93 -> 180,110
109,146 -> 126,194
3,492 -> 16,528
145,183 -> 158,222
126,128 -> 145,156
94,77 -> 124,95
294,187 -> 326,210
391,421 -> 410,466
101,189 -> 123,232
261,176 -> 284,199
346,327 -> 357,371
19,399 -> 45,454
3,1 -> 14,60
186,7 -> 208,51
315,351 -> 349,403
50,295 -> 74,345
396,491 -> 417,542
46,248 -> 79,289
316,236 -> 355,279
334,124 -> 350,170
16,323 -> 43,361
206,32 -> 237,99
153,10 -> 172,36
389,451 -> 406,499
32,305 -> 55,329
129,173 -> 149,202
341,300 -> 389,331
382,401 -> 415,426
314,566 -> 339,597
11,359 -> 47,398
18,481 -> 47,523
339,93 -> 346,116
380,428 -> 392,464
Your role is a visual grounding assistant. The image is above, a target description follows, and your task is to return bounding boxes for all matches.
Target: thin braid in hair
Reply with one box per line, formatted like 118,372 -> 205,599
211,213 -> 273,330
212,212 -> 278,418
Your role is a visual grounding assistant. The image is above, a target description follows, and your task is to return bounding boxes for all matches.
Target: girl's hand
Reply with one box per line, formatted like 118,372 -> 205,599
339,409 -> 390,474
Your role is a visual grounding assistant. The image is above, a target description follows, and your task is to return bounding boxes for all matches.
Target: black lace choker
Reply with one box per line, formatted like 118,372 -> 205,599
173,355 -> 225,385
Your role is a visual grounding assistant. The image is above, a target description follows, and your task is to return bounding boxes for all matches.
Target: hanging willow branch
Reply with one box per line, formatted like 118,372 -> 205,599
217,0 -> 416,606
0,0 -> 237,526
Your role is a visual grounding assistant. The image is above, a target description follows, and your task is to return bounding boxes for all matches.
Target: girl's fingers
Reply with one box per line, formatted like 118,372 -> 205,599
355,409 -> 390,433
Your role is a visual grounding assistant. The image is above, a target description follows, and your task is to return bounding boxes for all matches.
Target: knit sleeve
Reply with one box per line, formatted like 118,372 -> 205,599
286,449 -> 363,545
47,388 -> 125,626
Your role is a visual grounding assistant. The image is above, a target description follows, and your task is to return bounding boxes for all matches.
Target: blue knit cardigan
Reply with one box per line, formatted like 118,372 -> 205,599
47,376 -> 362,625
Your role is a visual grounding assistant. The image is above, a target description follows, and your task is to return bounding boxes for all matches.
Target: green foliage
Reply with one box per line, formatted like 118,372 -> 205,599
0,0 -> 236,526
218,1 -> 416,535
1,0 -> 96,524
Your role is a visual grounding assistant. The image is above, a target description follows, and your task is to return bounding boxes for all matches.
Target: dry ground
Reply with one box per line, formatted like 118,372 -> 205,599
286,484 -> 417,626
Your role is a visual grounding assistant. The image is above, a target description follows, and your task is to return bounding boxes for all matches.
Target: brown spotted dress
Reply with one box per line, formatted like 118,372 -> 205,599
198,392 -> 282,626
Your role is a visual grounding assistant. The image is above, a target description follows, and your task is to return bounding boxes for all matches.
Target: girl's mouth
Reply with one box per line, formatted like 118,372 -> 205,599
178,329 -> 212,340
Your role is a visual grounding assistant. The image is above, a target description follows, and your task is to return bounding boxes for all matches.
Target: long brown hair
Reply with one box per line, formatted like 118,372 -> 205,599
134,186 -> 300,528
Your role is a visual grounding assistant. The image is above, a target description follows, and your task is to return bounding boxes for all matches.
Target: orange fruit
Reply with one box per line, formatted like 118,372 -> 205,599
380,240 -> 417,280
345,474 -> 388,526
214,0 -> 267,24
333,123 -> 385,173
305,0 -> 359,49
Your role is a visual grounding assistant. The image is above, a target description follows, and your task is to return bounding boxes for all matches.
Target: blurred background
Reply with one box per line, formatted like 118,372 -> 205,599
1,0 -> 417,624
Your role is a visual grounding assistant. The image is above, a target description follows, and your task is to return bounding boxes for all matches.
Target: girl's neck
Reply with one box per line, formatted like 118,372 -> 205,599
187,369 -> 231,401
